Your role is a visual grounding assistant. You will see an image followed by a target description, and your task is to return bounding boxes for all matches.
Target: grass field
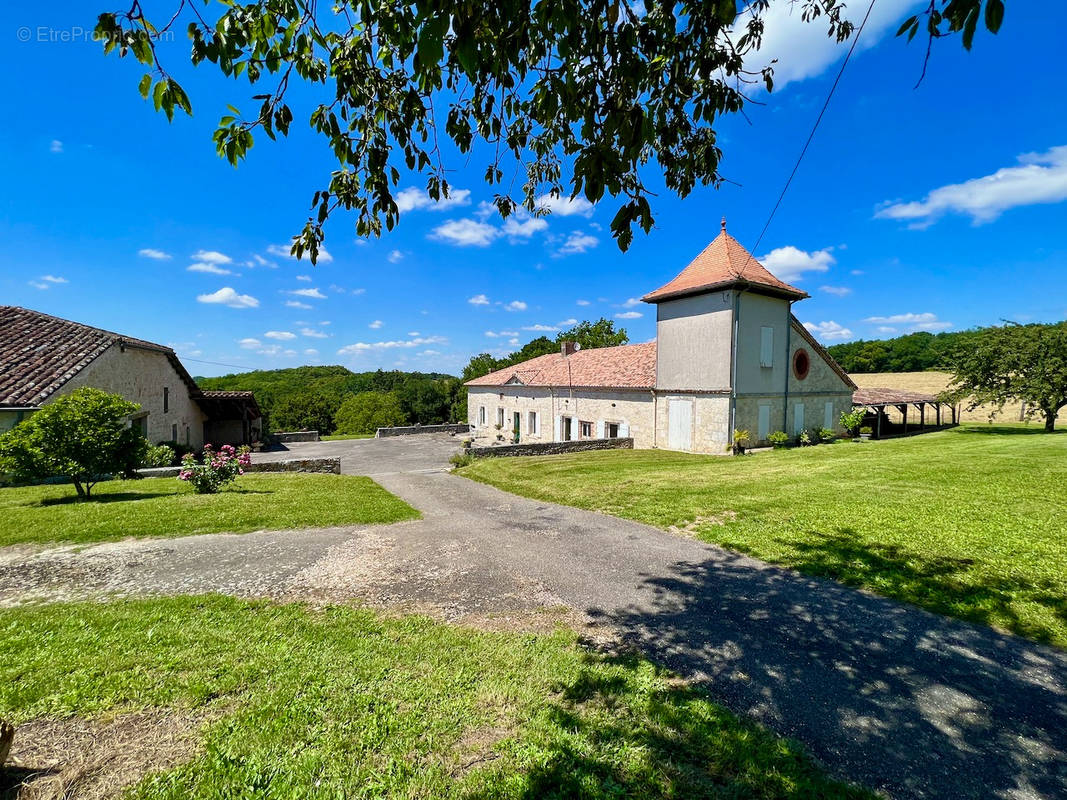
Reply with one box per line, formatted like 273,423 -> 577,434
321,433 -> 375,441
0,474 -> 418,547
849,371 -> 1030,424
0,596 -> 869,799
461,425 -> 1067,647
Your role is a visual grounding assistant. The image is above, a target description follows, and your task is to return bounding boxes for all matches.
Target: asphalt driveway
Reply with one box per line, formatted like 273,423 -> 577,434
2,434 -> 1065,799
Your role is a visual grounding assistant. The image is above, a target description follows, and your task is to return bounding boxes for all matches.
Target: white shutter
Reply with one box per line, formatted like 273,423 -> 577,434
597,420 -> 605,439
758,405 -> 771,440
824,401 -> 834,430
760,326 -> 774,367
554,415 -> 562,442
793,403 -> 805,435
619,421 -> 630,439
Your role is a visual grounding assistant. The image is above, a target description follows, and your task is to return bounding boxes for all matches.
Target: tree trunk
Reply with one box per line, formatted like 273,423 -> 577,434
1046,412 -> 1058,432
72,479 -> 85,499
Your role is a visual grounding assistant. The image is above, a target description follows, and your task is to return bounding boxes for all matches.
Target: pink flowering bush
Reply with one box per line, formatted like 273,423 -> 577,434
178,443 -> 252,494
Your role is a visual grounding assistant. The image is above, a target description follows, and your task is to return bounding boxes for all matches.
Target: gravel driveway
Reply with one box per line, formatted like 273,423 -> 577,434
1,434 -> 1065,800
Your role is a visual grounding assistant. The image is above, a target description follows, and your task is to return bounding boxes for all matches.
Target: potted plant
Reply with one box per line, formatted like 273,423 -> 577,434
728,428 -> 751,455
818,427 -> 836,444
858,425 -> 873,441
798,430 -> 813,446
767,430 -> 789,449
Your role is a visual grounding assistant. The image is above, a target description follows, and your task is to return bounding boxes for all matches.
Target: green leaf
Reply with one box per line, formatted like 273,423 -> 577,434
985,0 -> 1005,33
138,73 -> 152,99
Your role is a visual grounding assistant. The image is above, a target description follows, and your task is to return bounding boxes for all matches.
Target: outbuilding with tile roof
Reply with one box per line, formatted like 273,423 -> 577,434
0,306 -> 262,447
465,221 -> 857,452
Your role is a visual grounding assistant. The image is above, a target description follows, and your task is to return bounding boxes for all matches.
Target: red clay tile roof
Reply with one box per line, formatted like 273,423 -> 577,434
465,342 -> 657,389
643,223 -> 807,303
0,306 -> 200,407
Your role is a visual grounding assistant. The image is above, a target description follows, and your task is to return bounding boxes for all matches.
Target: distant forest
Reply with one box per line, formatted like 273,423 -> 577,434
827,329 -> 984,374
196,366 -> 461,435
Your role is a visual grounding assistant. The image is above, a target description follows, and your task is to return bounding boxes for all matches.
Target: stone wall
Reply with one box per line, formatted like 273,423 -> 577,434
376,423 -> 471,437
273,431 -> 320,443
135,457 -> 340,478
469,437 -> 633,458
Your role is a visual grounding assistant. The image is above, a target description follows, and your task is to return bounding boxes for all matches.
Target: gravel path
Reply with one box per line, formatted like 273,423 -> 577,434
1,434 -> 1065,799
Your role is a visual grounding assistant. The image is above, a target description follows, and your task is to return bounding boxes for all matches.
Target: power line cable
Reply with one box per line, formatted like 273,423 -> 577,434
739,0 -> 878,274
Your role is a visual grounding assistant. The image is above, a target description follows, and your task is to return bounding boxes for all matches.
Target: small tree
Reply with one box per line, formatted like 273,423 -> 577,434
0,388 -> 147,499
949,322 -> 1067,432
334,391 -> 408,435
839,408 -> 866,436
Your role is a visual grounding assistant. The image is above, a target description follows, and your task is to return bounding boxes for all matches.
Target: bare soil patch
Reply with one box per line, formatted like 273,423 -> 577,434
1,709 -> 214,800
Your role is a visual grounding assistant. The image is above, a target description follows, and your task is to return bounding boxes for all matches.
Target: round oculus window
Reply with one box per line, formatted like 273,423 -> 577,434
793,348 -> 811,380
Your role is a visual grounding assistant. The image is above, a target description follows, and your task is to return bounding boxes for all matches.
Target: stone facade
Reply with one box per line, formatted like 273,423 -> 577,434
376,423 -> 471,437
59,343 -> 207,448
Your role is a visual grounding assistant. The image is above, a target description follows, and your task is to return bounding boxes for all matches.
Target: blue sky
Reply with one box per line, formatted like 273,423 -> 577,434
2,2 -> 1065,377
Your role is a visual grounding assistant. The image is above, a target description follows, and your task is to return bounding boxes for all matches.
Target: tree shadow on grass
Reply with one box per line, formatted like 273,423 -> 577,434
952,425 -> 1062,436
0,766 -> 58,798
36,491 -> 178,507
786,528 -> 1067,647
463,651 -> 869,799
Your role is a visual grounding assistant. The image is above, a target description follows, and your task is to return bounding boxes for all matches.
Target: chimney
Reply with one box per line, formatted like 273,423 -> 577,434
560,341 -> 579,357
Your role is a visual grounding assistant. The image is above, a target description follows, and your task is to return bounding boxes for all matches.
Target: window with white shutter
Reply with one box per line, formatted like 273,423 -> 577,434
759,326 -> 774,368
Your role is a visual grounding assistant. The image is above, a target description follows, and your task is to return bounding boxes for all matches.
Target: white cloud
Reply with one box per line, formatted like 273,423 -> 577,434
49,139 -> 63,154
522,324 -> 559,332
369,320 -> 384,329
304,348 -> 319,356
556,231 -> 599,255
197,287 -> 259,309
621,297 -> 641,308
264,330 -> 297,340
419,349 -> 441,356
758,245 -> 835,282
138,248 -> 171,260
39,275 -> 67,284
188,262 -> 234,275
395,187 -> 471,213
615,311 -> 643,320
875,145 -> 1067,227
468,294 -> 490,306
238,338 -> 262,349
576,299 -> 591,306
296,274 -> 311,281
535,193 -> 595,218
266,243 -> 333,263
288,287 -> 327,299
286,300 -> 312,309
850,269 -> 865,276
504,300 -> 527,312
820,285 -> 852,297
300,327 -> 330,339
876,326 -> 898,335
408,331 -> 420,337
351,288 -> 366,296
803,320 -> 854,341
502,215 -> 549,239
864,312 -> 952,332
244,254 -> 276,269
192,250 -> 233,265
558,318 -> 578,326
431,218 -> 499,247
28,281 -> 49,290
337,335 -> 447,355
737,0 -> 919,92
387,249 -> 404,264
508,338 -> 520,346
485,330 -> 519,338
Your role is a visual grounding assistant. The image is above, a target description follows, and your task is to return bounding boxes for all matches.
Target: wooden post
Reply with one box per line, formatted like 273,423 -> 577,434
920,403 -> 926,430
876,406 -> 882,439
901,404 -> 908,435
936,403 -> 942,427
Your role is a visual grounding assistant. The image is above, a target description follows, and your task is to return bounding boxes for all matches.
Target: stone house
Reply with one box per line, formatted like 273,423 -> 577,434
0,306 -> 262,448
465,221 -> 856,453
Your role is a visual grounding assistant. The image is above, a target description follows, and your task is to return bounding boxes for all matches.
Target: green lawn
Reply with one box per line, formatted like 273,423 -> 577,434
321,433 -> 375,441
461,425 -> 1067,647
0,596 -> 869,799
0,474 -> 418,547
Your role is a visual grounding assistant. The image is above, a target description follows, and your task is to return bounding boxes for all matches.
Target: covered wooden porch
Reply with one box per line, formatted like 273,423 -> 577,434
852,388 -> 959,439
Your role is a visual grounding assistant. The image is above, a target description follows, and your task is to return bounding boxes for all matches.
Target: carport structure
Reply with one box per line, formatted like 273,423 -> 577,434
852,388 -> 959,439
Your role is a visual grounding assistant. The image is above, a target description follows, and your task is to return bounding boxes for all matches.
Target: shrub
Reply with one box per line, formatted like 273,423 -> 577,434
178,444 -> 251,494
334,391 -> 407,435
0,388 -> 147,499
142,443 -> 176,468
767,430 -> 790,448
728,428 -> 750,455
839,408 -> 866,435
798,430 -> 812,446
817,427 -> 836,443
859,426 -> 873,436
449,452 -> 475,468
156,439 -> 197,464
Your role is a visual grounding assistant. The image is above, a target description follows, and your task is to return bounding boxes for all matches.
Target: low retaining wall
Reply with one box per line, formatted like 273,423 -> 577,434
376,423 -> 471,438
136,457 -> 341,478
468,437 -> 634,458
273,431 -> 320,443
